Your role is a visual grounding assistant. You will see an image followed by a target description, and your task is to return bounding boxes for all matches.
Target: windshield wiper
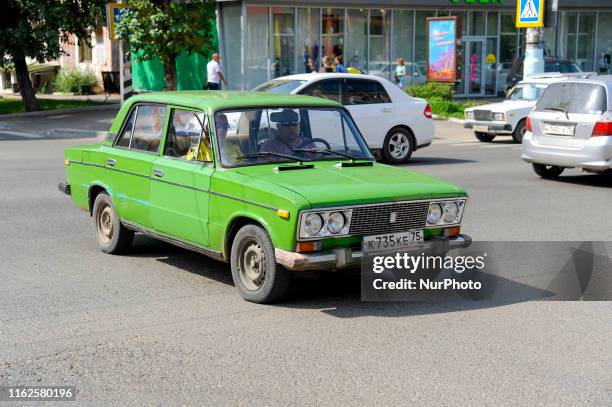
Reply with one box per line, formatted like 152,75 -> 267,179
292,148 -> 364,162
543,107 -> 569,120
237,151 -> 310,164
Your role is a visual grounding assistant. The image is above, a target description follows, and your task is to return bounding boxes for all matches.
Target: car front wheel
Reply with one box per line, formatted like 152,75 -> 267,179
230,224 -> 290,303
532,163 -> 564,179
475,132 -> 495,142
382,128 -> 414,163
92,192 -> 134,254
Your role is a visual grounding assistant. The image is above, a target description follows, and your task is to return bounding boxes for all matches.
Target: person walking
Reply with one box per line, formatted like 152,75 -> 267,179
394,58 -> 407,89
597,53 -> 609,74
335,56 -> 348,73
206,53 -> 228,90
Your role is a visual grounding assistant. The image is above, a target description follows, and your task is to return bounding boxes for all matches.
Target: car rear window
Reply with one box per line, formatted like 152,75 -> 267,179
254,80 -> 306,93
535,82 -> 607,115
544,61 -> 582,73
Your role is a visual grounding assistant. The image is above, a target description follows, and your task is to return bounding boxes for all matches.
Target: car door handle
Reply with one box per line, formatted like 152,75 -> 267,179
153,168 -> 164,177
382,107 -> 392,113
106,158 -> 116,166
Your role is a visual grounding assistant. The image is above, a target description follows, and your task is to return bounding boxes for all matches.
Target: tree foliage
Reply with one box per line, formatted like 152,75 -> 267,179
115,0 -> 216,90
0,0 -> 104,111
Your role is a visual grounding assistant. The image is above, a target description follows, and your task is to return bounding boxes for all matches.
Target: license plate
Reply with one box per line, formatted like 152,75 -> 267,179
473,125 -> 489,132
362,230 -> 424,253
543,123 -> 575,136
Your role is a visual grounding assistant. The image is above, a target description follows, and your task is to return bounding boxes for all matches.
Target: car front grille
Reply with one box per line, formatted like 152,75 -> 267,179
349,201 -> 430,236
473,110 -> 492,121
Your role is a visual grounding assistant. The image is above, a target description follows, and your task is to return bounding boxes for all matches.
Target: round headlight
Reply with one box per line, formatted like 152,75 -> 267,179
304,213 -> 323,236
443,202 -> 459,223
327,212 -> 345,234
427,203 -> 443,224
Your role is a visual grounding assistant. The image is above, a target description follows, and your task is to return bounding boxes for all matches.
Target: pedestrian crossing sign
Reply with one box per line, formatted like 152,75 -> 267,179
516,0 -> 544,28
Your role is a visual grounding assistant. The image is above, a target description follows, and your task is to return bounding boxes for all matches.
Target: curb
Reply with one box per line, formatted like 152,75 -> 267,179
46,128 -> 107,138
447,117 -> 466,124
0,103 -> 119,119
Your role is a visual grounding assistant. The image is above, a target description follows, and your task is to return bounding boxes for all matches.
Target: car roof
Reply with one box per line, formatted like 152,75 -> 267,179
128,90 -> 343,110
269,73 -> 388,82
558,74 -> 612,87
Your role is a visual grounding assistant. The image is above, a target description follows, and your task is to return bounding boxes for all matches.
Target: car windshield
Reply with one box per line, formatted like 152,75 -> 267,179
253,80 -> 306,93
535,82 -> 607,115
214,107 -> 373,167
507,83 -> 548,101
544,61 -> 582,73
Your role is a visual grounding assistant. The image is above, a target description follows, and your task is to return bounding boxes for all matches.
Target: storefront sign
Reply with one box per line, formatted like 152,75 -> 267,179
516,0 -> 545,27
426,17 -> 459,83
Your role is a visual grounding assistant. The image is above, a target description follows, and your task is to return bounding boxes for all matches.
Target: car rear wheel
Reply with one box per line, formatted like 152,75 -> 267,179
512,120 -> 526,144
475,132 -> 495,142
382,128 -> 414,163
532,164 -> 564,179
92,192 -> 134,254
230,224 -> 290,303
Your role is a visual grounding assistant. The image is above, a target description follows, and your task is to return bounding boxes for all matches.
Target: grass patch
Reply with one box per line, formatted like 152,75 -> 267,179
0,98 -> 111,115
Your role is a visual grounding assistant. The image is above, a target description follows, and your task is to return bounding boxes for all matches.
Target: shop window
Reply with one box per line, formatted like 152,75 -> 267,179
414,11 -> 436,85
271,7 -> 295,78
297,8 -> 321,73
220,4 -> 242,89
391,10 -> 414,86
78,38 -> 93,62
245,6 -> 269,90
346,9 -> 366,71
322,9 -> 344,60
595,12 -> 612,75
369,9 -> 390,80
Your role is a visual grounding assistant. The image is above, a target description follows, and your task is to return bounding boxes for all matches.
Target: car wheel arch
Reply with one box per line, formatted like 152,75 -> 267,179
224,215 -> 272,261
88,183 -> 114,216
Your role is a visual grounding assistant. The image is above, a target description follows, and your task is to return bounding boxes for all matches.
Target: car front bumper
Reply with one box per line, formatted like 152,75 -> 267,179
522,132 -> 612,172
464,121 -> 513,134
275,234 -> 472,271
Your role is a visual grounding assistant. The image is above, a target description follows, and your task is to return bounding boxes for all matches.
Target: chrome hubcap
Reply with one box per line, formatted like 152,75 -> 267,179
97,205 -> 114,244
388,133 -> 410,159
239,240 -> 266,291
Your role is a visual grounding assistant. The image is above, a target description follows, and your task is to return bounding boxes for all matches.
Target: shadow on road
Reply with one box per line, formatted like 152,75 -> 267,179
401,157 -> 476,166
552,173 -> 612,188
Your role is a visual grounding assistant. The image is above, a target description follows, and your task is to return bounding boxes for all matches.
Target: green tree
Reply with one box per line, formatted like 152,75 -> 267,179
0,1 -> 104,112
115,0 -> 216,91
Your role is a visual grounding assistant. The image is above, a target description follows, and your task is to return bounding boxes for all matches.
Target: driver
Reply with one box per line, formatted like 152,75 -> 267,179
260,109 -> 316,155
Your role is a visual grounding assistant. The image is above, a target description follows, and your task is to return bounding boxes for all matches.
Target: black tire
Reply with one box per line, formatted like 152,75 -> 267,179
475,132 -> 496,142
230,224 -> 290,303
532,163 -> 564,179
92,192 -> 134,254
512,120 -> 527,144
382,127 -> 414,164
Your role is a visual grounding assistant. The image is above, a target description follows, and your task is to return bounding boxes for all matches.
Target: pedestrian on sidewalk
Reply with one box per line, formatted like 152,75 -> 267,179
206,53 -> 228,90
335,56 -> 348,73
597,53 -> 608,74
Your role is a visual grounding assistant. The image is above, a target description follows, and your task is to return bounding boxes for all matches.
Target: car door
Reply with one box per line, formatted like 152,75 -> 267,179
95,103 -> 166,228
343,78 -> 393,147
149,107 -> 214,246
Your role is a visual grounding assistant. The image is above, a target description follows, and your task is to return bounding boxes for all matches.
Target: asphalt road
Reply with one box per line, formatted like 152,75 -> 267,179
0,112 -> 610,406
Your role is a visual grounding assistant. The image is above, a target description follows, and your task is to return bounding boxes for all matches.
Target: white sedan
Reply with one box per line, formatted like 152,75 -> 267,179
254,73 -> 435,163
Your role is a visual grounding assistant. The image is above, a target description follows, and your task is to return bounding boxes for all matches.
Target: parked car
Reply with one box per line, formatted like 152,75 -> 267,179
59,91 -> 471,303
522,75 -> 612,178
506,56 -> 582,92
464,75 -> 568,143
253,73 -> 435,163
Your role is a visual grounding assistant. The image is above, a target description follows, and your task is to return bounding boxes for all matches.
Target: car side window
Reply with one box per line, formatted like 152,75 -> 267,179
115,108 -> 136,148
130,104 -> 167,153
346,80 -> 391,105
301,80 -> 342,103
163,109 -> 211,162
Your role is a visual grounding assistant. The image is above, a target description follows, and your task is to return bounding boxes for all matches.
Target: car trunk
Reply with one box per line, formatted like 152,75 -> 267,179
530,82 -> 608,148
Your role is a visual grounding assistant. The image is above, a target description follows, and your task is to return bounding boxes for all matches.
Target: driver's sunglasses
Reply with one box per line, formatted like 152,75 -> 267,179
217,123 -> 230,130
280,122 -> 298,128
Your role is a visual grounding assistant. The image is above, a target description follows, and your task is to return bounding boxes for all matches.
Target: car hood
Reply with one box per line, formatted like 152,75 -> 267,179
470,100 -> 535,112
235,161 -> 466,207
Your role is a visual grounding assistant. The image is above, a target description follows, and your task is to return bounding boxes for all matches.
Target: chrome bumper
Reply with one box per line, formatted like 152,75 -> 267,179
464,121 -> 513,134
275,234 -> 472,271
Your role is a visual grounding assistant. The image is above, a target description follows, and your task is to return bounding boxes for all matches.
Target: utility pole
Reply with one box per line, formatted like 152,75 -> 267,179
523,27 -> 544,79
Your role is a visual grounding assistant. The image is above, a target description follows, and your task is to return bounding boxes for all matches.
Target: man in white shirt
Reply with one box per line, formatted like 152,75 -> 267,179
206,53 -> 228,90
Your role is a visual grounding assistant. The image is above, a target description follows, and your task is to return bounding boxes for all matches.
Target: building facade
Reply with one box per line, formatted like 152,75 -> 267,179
217,0 -> 612,96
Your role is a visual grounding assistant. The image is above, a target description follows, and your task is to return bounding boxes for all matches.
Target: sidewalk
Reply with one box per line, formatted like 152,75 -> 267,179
1,92 -> 121,103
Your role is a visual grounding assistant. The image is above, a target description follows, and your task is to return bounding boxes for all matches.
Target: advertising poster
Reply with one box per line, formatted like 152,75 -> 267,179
426,17 -> 459,82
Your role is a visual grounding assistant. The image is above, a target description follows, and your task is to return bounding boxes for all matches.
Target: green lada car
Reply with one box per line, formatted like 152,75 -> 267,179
60,91 -> 471,303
